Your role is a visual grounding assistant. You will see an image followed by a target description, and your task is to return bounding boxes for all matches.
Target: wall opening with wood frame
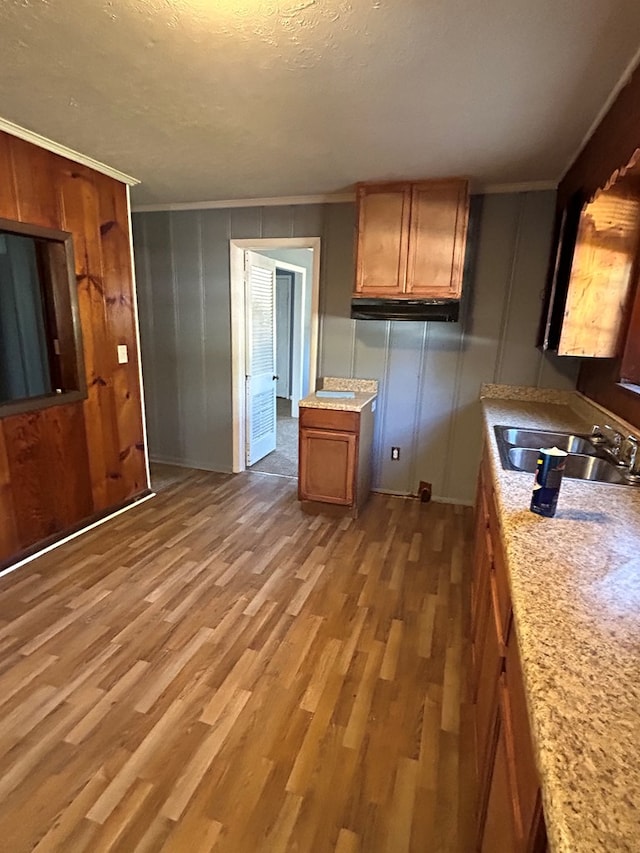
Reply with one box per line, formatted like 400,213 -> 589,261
0,130 -> 149,571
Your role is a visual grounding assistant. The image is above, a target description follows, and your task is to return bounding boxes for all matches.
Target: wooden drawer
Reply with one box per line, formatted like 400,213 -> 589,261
300,406 -> 359,433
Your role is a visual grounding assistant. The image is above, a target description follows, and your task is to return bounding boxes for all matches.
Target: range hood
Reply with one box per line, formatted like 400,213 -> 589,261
351,297 -> 460,322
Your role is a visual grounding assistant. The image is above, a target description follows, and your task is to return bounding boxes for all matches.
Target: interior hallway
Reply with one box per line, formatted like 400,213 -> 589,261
0,469 -> 475,851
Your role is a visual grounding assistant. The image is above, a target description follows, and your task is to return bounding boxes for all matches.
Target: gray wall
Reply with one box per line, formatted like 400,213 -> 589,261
133,192 -> 579,504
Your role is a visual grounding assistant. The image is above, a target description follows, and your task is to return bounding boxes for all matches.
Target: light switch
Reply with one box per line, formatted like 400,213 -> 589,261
117,344 -> 129,364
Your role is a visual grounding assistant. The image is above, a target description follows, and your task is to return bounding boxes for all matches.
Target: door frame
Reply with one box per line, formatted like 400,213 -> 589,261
230,237 -> 321,473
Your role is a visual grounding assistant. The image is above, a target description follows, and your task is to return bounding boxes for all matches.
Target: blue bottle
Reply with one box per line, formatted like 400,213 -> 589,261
530,447 -> 568,518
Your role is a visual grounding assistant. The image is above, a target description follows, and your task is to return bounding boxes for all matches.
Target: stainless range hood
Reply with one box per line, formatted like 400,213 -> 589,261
351,297 -> 460,322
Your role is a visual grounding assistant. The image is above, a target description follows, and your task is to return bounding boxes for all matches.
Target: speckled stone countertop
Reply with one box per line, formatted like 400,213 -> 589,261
299,377 -> 378,413
480,392 -> 640,853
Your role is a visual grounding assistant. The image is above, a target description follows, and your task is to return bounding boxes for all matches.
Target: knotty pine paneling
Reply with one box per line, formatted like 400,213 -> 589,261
134,192 -> 577,504
0,130 -> 148,568
0,430 -> 19,557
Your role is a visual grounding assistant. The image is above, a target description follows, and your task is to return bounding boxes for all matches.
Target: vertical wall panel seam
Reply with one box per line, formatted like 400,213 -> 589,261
373,320 -> 392,488
441,285 -> 471,500
197,211 -> 206,461
493,194 -> 525,383
7,142 -> 21,220
349,319 -> 356,377
168,212 -> 184,459
140,216 -> 158,447
408,322 -> 430,495
317,206 -> 329,378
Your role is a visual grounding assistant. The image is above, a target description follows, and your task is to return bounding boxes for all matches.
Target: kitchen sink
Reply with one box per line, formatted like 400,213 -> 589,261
506,448 -> 633,484
498,427 -> 598,455
494,425 -> 640,486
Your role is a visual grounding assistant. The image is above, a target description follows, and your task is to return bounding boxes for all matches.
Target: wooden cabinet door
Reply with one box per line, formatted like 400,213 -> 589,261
475,570 -> 505,803
406,179 -> 469,298
471,468 -> 490,618
506,633 -> 545,851
299,427 -> 357,505
480,701 -> 519,853
471,521 -> 492,700
354,183 -> 411,297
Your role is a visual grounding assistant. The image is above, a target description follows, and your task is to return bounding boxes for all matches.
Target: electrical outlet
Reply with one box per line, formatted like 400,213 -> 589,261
391,447 -> 400,461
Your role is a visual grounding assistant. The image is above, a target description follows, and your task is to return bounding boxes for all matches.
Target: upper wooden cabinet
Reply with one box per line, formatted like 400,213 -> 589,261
540,158 -> 640,358
353,178 -> 470,299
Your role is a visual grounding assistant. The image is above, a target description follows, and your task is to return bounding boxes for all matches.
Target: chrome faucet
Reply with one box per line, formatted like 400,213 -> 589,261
591,423 -> 624,459
621,435 -> 640,479
593,424 -> 640,477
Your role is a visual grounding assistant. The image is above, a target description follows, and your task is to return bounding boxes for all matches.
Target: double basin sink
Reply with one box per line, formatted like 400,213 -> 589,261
494,426 -> 640,487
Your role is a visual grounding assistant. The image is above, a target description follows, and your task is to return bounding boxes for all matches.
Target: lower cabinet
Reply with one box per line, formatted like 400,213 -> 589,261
299,426 -> 357,505
298,402 -> 375,517
473,454 -> 547,853
481,696 -> 519,853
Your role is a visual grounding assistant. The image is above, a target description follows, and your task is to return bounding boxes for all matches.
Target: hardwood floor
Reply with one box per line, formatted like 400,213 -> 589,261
0,468 -> 476,852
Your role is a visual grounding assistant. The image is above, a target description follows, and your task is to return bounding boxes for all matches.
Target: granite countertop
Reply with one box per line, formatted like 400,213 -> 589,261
480,392 -> 640,852
299,377 -> 378,413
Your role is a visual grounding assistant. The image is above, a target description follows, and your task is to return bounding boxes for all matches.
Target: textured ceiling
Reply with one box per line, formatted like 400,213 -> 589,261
1,0 -> 640,205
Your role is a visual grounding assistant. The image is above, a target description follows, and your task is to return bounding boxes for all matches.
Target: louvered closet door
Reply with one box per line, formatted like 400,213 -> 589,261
245,250 -> 277,466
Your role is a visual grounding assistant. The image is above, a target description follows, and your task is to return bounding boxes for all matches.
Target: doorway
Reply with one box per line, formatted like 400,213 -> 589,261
229,238 -> 321,475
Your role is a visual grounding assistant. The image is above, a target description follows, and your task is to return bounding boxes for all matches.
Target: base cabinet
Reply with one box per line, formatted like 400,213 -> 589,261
298,402 -> 375,517
299,427 -> 357,505
473,454 -> 547,853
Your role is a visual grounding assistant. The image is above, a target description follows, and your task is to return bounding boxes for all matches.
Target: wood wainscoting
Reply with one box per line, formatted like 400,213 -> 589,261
0,470 -> 475,851
0,131 -> 148,568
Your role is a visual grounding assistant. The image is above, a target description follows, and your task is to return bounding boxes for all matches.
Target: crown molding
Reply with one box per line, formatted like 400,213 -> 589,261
131,192 -> 355,212
478,180 -> 557,194
132,182 -> 564,213
0,116 -> 140,186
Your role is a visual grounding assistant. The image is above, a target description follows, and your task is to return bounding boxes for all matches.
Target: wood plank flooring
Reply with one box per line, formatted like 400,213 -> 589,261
0,468 -> 476,852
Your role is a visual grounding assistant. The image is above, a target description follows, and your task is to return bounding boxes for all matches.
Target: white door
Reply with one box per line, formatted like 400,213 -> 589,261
245,250 -> 277,466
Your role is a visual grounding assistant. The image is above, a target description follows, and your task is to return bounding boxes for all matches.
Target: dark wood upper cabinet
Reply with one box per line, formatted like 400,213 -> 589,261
354,178 -> 469,300
540,162 -> 640,358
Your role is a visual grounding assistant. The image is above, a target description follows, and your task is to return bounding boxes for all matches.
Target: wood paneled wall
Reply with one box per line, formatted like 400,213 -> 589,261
134,191 -> 577,505
0,131 -> 148,568
560,63 -> 640,428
